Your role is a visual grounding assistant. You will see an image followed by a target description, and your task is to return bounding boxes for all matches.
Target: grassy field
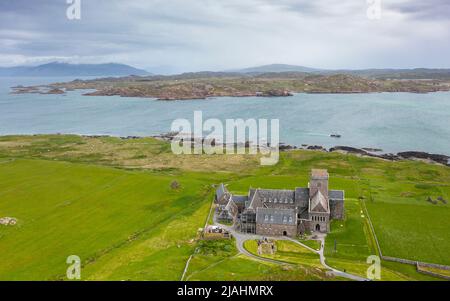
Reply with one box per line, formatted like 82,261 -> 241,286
0,158 -> 217,280
185,239 -> 331,281
243,240 -> 323,268
0,135 -> 449,280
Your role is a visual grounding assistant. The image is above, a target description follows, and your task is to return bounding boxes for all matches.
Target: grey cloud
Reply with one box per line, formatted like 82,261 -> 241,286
0,0 -> 449,71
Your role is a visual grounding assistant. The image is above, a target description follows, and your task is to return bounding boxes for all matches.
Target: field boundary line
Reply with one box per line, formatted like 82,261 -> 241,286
361,199 -> 383,257
180,252 -> 195,281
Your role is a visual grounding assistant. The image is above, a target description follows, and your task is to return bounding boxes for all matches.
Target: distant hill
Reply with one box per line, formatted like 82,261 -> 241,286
0,62 -> 151,77
230,64 -> 450,80
232,64 -> 321,74
335,68 -> 450,80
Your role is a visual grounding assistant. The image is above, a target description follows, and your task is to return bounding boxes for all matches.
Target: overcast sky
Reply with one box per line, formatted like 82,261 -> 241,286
0,0 -> 449,73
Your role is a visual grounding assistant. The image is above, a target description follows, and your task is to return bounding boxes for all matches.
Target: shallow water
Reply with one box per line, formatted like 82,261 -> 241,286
1,77 -> 449,155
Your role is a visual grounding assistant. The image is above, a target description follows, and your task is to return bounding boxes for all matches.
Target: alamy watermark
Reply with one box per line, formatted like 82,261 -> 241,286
66,0 -> 81,20
367,0 -> 382,20
170,111 -> 280,165
66,255 -> 81,280
366,255 -> 381,280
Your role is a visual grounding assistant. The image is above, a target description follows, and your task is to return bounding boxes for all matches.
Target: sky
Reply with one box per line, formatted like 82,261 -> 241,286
0,0 -> 449,73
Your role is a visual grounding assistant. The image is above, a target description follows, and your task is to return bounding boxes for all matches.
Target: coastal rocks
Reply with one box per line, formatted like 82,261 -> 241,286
362,147 -> 383,152
256,90 -> 293,97
397,151 -> 450,166
329,146 -> 401,161
279,143 -> 297,151
44,88 -> 65,94
329,146 -> 368,155
10,86 -> 65,95
10,86 -> 40,94
307,145 -> 326,151
327,147 -> 449,165
0,217 -> 17,226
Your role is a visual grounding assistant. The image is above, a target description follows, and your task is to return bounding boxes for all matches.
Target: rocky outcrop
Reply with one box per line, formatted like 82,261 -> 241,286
329,146 -> 368,155
256,90 -> 293,97
328,147 -> 449,165
397,151 -> 450,166
307,145 -> 326,151
43,88 -> 65,95
0,217 -> 17,226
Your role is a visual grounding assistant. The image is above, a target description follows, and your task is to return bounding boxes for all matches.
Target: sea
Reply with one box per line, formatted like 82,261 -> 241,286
1,77 -> 450,155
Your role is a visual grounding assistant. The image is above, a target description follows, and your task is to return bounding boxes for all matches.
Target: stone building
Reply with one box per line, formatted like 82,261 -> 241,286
215,169 -> 344,237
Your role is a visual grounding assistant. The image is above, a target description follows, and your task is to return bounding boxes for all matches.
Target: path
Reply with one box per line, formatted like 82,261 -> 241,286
213,213 -> 368,281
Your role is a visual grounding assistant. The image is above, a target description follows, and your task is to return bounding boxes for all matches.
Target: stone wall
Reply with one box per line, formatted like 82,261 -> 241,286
382,255 -> 450,280
330,199 -> 344,220
256,223 -> 297,237
298,220 -> 311,234
416,263 -> 450,280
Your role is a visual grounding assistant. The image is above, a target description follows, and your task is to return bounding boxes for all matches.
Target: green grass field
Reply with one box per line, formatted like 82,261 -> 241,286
243,240 -> 322,268
185,239 -> 330,281
0,135 -> 449,280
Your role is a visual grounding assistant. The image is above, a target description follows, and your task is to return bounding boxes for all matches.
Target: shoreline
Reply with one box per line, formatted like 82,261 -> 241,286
10,85 -> 450,100
2,132 -> 448,167
9,72 -> 450,100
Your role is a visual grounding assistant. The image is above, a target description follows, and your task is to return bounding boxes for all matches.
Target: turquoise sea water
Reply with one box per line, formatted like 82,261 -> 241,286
1,77 -> 449,155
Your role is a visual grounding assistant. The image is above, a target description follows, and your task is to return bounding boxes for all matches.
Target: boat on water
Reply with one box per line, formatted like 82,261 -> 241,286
330,134 -> 342,138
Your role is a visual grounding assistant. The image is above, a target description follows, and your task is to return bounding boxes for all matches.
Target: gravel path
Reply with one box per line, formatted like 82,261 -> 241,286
213,213 -> 368,281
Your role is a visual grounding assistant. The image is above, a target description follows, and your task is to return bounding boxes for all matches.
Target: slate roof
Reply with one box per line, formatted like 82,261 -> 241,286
309,190 -> 329,213
231,195 -> 248,203
248,189 -> 295,209
249,188 -> 257,200
294,187 -> 309,206
216,183 -> 228,200
329,190 -> 344,200
256,208 -> 297,225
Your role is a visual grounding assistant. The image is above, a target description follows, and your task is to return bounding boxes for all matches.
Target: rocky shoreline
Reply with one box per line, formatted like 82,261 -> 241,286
110,133 -> 450,167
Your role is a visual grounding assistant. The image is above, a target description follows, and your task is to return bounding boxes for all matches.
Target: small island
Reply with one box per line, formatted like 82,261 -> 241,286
11,72 -> 450,101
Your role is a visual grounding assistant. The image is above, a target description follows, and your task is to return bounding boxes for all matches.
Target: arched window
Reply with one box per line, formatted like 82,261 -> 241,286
289,216 -> 293,223
270,215 -> 274,222
264,215 -> 268,221
283,216 -> 287,223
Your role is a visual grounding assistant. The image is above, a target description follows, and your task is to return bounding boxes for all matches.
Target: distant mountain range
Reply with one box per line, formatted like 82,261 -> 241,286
2,62 -> 450,80
232,64 -> 450,79
231,64 -> 321,73
0,62 -> 151,77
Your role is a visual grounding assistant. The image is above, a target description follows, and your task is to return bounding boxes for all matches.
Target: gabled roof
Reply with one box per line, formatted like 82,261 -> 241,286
216,183 -> 229,200
309,190 -> 329,213
256,207 -> 297,225
248,188 -> 295,209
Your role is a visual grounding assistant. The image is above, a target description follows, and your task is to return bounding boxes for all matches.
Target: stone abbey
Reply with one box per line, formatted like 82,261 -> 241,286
215,169 -> 344,237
